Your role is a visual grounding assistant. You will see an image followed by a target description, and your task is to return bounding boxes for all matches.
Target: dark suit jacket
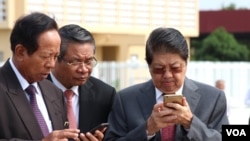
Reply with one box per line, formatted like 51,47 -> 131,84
0,60 -> 67,140
104,78 -> 229,141
47,75 -> 116,133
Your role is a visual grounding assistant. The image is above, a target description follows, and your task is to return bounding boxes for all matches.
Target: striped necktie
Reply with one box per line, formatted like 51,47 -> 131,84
25,85 -> 49,136
161,125 -> 176,141
161,93 -> 176,141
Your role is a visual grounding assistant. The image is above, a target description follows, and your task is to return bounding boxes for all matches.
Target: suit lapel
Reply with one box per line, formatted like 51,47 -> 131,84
78,80 -> 95,132
2,61 -> 43,139
175,78 -> 201,137
182,78 -> 200,113
136,80 -> 156,120
136,81 -> 163,139
38,81 -> 64,130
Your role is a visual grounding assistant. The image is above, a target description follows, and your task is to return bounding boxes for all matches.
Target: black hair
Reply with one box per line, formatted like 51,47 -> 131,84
57,24 -> 95,61
10,12 -> 58,55
145,27 -> 189,65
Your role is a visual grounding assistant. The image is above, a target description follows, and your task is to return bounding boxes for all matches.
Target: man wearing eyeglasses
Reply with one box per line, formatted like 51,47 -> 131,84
104,27 -> 229,141
47,24 -> 116,141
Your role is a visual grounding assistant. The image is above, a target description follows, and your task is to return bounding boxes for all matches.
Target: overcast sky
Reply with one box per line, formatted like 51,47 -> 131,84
199,0 -> 250,10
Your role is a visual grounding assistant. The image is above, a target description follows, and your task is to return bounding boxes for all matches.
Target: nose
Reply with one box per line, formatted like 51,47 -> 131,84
163,69 -> 173,78
45,57 -> 57,68
77,63 -> 89,72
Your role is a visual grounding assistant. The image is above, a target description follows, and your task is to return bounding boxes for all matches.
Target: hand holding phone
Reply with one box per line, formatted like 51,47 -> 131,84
163,95 -> 183,107
88,123 -> 109,134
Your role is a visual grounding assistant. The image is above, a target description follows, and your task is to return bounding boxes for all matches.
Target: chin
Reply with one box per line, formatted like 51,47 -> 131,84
76,81 -> 86,86
162,87 -> 175,93
80,81 -> 87,85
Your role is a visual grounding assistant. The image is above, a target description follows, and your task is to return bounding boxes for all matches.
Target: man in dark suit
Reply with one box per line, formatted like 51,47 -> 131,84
0,12 -> 80,140
104,27 -> 229,141
47,24 -> 116,140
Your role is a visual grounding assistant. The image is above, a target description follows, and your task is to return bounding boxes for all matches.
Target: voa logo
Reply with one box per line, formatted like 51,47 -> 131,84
226,129 -> 246,136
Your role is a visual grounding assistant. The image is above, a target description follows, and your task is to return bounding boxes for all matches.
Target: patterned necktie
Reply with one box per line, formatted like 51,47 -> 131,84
64,89 -> 77,129
161,125 -> 176,141
161,93 -> 176,141
25,85 -> 49,137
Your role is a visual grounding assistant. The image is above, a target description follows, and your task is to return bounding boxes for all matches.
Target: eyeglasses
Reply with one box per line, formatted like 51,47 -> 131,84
150,63 -> 185,74
62,57 -> 97,68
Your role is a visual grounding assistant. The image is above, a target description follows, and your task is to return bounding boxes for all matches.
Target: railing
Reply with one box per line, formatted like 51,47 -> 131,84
1,61 -> 250,123
92,61 -> 250,124
92,61 -> 250,108
1,61 -> 250,107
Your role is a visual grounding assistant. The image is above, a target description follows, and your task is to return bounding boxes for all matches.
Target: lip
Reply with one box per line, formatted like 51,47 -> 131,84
162,81 -> 174,86
41,73 -> 49,78
76,77 -> 88,81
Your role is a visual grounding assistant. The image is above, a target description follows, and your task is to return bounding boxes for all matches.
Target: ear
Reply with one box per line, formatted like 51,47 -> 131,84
15,44 -> 27,61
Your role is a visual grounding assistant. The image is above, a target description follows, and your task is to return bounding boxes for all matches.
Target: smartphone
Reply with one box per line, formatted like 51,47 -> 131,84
88,123 -> 109,134
163,95 -> 183,106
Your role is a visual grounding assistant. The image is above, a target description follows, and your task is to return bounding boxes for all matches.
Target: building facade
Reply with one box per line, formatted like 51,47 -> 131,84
0,0 -> 199,62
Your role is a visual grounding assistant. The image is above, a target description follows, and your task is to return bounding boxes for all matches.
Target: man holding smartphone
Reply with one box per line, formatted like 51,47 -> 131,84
47,24 -> 116,141
104,27 -> 229,141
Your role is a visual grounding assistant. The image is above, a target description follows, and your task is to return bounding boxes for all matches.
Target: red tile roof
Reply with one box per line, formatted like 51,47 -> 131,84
200,10 -> 250,33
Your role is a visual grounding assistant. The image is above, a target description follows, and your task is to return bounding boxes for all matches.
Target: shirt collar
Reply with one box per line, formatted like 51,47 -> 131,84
155,84 -> 184,100
9,58 -> 38,91
50,72 -> 79,96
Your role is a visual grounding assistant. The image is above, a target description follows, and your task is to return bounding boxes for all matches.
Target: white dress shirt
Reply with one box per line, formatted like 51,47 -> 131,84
50,73 -> 80,127
9,58 -> 53,132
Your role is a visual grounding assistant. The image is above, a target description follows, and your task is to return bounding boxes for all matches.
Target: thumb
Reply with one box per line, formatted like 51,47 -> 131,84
182,96 -> 189,107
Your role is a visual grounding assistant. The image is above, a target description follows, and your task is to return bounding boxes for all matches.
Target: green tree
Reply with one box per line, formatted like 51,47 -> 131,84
194,27 -> 249,61
222,3 -> 236,10
221,3 -> 248,10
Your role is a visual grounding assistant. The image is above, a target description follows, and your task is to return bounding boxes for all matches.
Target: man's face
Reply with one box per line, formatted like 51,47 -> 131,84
53,42 -> 95,88
20,30 -> 61,83
149,52 -> 187,93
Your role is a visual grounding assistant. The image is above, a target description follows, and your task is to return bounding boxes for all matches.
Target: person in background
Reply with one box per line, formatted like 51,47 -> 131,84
215,79 -> 231,118
244,89 -> 250,107
244,89 -> 250,125
215,79 -> 225,90
104,27 -> 229,141
0,12 -> 80,140
248,108 -> 250,124
47,24 -> 116,141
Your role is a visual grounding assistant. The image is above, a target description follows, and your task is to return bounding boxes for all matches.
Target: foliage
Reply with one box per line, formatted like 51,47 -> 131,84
112,79 -> 120,91
222,3 -> 236,10
221,3 -> 249,10
193,27 -> 249,61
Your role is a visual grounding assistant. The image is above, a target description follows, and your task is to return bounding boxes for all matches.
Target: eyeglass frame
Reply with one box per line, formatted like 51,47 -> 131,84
60,56 -> 97,68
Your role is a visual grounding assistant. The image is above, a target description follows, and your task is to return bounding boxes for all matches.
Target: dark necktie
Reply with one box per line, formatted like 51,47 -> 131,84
25,85 -> 49,137
64,89 -> 77,129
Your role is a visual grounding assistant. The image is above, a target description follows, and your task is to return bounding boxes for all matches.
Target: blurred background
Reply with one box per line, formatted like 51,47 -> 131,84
0,0 -> 250,124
